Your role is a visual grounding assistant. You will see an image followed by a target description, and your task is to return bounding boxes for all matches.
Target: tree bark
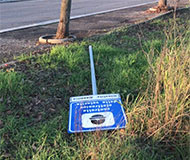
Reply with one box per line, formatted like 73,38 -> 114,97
158,0 -> 167,7
56,0 -> 72,39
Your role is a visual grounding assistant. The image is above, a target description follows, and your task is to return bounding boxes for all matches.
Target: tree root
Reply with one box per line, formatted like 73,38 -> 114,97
147,5 -> 172,13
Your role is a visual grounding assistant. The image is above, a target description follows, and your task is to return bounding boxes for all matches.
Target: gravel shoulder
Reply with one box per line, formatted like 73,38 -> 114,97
0,1 -> 189,63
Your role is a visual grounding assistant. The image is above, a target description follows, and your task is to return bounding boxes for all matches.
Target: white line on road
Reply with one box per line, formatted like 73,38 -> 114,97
0,1 -> 157,33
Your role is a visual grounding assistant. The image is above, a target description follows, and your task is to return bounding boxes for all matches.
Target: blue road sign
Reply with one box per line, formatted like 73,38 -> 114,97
68,94 -> 127,133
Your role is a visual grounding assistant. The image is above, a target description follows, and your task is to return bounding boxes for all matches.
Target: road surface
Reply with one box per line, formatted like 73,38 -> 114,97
0,0 -> 157,32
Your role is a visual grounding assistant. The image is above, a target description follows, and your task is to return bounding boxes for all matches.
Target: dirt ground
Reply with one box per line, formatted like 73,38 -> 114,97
0,1 -> 189,63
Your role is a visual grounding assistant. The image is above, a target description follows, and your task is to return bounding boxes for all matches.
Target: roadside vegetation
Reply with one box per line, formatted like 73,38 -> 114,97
0,9 -> 190,159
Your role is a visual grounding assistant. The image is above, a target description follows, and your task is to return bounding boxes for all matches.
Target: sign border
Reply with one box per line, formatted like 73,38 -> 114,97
68,94 -> 127,133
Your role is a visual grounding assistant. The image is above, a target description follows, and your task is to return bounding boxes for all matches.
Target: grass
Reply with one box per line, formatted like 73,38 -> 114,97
0,9 -> 190,159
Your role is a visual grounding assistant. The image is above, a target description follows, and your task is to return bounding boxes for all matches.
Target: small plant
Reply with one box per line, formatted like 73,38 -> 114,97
0,70 -> 29,107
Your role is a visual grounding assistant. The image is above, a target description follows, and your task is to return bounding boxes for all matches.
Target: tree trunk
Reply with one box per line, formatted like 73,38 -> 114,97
158,0 -> 167,7
56,0 -> 72,39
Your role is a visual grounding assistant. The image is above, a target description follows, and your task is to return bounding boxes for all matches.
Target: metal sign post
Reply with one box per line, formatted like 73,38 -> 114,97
89,45 -> 97,95
68,46 -> 127,133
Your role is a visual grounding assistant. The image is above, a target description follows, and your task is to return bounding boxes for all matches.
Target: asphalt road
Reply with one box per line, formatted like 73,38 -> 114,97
0,0 -> 157,31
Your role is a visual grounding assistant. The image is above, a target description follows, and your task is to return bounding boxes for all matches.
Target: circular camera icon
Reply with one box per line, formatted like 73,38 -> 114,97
90,114 -> 106,125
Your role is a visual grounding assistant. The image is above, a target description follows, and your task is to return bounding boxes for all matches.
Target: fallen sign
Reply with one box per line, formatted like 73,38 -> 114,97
68,46 -> 127,133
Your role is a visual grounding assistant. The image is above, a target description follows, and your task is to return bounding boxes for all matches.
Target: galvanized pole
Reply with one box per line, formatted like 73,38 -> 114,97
89,45 -> 97,95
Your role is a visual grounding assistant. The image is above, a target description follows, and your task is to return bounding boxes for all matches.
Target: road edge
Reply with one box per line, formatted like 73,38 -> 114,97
1,7 -> 189,68
0,1 -> 157,33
